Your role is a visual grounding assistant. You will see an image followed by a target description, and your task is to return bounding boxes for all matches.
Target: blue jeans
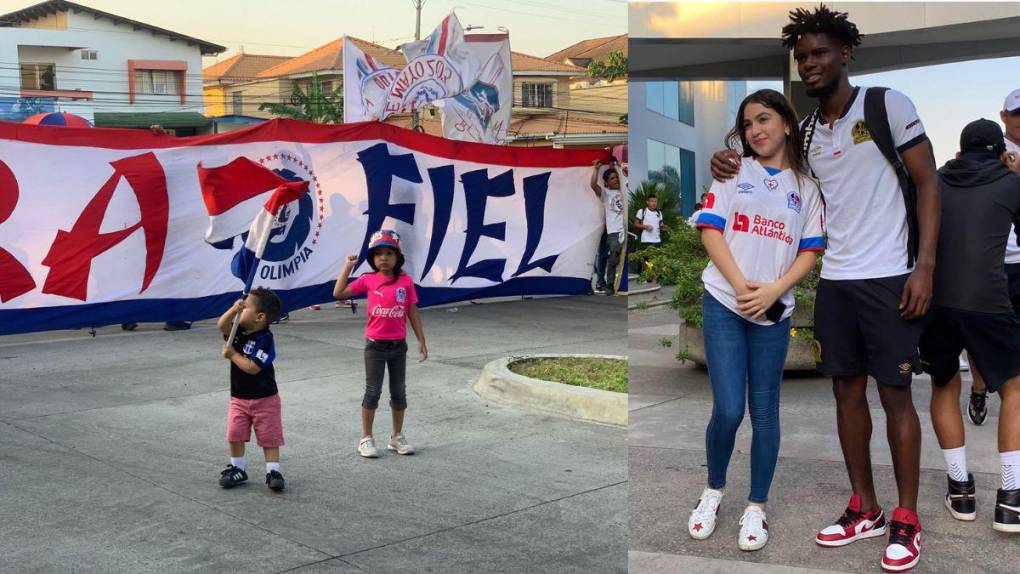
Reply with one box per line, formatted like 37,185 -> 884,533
702,291 -> 790,503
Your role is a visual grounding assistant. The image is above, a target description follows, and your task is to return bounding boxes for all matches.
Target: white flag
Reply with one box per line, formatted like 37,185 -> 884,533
379,12 -> 480,120
343,36 -> 399,122
435,35 -> 512,144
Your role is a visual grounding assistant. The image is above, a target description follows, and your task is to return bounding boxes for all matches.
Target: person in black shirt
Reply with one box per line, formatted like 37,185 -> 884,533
922,119 -> 1020,533
216,287 -> 286,492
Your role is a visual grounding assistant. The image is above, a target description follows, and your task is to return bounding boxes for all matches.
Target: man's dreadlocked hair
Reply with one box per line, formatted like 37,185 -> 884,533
780,4 -> 863,53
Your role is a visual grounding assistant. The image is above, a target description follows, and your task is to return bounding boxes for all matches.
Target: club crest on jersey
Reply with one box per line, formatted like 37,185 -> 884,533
737,183 -> 755,193
764,178 -> 779,191
852,120 -> 872,145
243,340 -> 256,355
787,191 -> 802,213
396,287 -> 407,304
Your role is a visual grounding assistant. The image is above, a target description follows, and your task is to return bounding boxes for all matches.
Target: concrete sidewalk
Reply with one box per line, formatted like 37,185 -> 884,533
628,305 -> 1020,574
1,296 -> 627,574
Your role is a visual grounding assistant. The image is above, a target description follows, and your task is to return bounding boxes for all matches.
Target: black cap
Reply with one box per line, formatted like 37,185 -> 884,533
960,118 -> 1005,154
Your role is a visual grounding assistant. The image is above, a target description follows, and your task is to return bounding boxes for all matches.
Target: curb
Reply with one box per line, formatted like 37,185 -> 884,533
628,299 -> 673,311
627,284 -> 661,296
474,354 -> 628,427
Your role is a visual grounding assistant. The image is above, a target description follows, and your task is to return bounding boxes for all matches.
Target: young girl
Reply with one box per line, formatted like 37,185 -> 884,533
688,89 -> 825,550
334,229 -> 428,458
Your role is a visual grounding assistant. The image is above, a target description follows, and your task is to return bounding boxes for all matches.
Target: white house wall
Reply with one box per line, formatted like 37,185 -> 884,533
1,9 -> 208,120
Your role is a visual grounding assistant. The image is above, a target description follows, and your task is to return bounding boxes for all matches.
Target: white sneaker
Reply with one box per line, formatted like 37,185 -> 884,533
387,433 -> 415,455
688,488 -> 723,540
738,505 -> 769,551
358,436 -> 379,458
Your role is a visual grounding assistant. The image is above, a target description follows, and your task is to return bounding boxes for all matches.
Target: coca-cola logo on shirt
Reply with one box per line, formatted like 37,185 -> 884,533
370,306 -> 406,318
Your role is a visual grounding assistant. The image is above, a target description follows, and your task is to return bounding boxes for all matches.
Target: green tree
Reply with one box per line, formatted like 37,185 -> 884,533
587,51 -> 628,83
259,72 -> 343,123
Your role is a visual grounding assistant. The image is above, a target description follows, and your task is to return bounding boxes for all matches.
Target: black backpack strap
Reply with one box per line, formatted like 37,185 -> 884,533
800,107 -> 821,181
863,86 -> 919,268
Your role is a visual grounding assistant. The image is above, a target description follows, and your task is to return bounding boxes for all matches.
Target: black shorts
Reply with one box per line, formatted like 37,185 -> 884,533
1006,262 -> 1020,318
919,306 -> 1020,393
814,274 -> 926,387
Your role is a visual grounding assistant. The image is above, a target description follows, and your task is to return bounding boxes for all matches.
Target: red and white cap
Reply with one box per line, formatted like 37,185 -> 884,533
1005,89 -> 1020,113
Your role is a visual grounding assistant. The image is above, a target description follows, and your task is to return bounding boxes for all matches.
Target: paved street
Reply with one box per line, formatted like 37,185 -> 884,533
1,296 -> 627,574
629,305 -> 1020,574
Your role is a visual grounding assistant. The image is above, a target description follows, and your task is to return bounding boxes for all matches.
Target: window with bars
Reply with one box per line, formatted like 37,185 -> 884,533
521,83 -> 553,108
232,92 -> 243,115
20,63 -> 56,90
80,50 -> 97,61
319,80 -> 333,94
134,70 -> 179,95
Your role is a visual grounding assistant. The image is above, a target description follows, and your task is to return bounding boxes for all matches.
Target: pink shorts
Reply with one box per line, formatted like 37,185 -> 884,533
226,394 -> 284,447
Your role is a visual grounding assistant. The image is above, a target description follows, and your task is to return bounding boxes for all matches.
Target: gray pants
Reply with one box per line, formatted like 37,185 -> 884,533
604,232 -> 623,291
363,339 -> 408,410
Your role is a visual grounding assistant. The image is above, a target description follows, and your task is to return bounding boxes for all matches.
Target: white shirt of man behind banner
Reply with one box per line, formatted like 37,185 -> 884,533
601,185 -> 624,236
1006,138 -> 1020,264
636,207 -> 662,244
695,158 -> 825,325
803,87 -> 927,280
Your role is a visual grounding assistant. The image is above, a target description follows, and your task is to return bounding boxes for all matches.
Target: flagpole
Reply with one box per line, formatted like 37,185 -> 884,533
410,0 -> 424,131
226,214 -> 277,344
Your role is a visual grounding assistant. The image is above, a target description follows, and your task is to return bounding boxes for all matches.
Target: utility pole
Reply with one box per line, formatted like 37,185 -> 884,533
410,0 -> 425,131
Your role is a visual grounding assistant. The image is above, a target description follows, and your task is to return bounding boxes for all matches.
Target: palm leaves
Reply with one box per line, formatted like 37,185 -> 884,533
259,72 -> 343,124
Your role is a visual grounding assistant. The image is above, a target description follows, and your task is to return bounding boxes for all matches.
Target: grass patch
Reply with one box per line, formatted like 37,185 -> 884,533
508,357 -> 628,393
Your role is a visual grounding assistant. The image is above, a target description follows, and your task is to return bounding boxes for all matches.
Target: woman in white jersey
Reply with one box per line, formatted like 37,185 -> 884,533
687,89 -> 825,550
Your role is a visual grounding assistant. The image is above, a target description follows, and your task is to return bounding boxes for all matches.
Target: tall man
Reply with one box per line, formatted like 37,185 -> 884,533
711,6 -> 940,572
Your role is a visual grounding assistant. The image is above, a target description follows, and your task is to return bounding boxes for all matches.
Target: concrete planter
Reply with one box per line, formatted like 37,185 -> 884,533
680,300 -> 818,372
473,354 -> 628,427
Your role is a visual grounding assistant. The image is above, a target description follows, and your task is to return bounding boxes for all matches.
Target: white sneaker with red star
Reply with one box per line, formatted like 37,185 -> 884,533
881,508 -> 922,572
688,487 -> 723,540
738,505 -> 768,551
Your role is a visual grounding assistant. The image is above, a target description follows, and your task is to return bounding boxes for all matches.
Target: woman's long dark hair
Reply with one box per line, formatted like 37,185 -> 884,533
725,89 -> 808,183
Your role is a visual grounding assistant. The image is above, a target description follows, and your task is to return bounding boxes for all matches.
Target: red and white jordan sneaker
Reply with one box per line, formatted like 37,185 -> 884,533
688,487 -> 723,540
816,492 -> 887,547
881,507 -> 921,572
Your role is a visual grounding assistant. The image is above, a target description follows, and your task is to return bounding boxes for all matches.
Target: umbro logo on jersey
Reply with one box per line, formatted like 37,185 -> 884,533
737,183 -> 755,193
764,179 -> 779,191
810,145 -> 823,158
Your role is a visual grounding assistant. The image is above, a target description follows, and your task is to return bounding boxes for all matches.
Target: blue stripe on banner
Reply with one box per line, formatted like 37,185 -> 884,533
798,236 -> 825,250
0,276 -> 591,336
696,213 -> 726,230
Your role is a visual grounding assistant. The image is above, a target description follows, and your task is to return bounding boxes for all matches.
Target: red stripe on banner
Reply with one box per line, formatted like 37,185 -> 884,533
0,119 -> 612,168
197,156 -> 293,216
264,181 -> 310,216
437,15 -> 450,56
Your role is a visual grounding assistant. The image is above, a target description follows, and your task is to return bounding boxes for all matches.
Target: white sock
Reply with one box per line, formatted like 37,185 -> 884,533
943,446 -> 968,482
266,462 -> 280,474
230,456 -> 246,470
1002,450 -> 1020,490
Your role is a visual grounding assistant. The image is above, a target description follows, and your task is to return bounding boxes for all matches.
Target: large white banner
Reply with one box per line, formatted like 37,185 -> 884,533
380,13 -> 480,120
436,35 -> 512,145
342,36 -> 399,123
0,120 -> 608,335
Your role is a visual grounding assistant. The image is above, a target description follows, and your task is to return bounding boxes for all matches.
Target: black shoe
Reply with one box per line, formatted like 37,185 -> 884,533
219,464 -> 248,488
163,321 -> 191,331
605,288 -> 615,296
266,470 -> 285,491
968,391 -> 988,425
994,488 -> 1020,533
121,323 -> 138,331
945,473 -> 976,521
